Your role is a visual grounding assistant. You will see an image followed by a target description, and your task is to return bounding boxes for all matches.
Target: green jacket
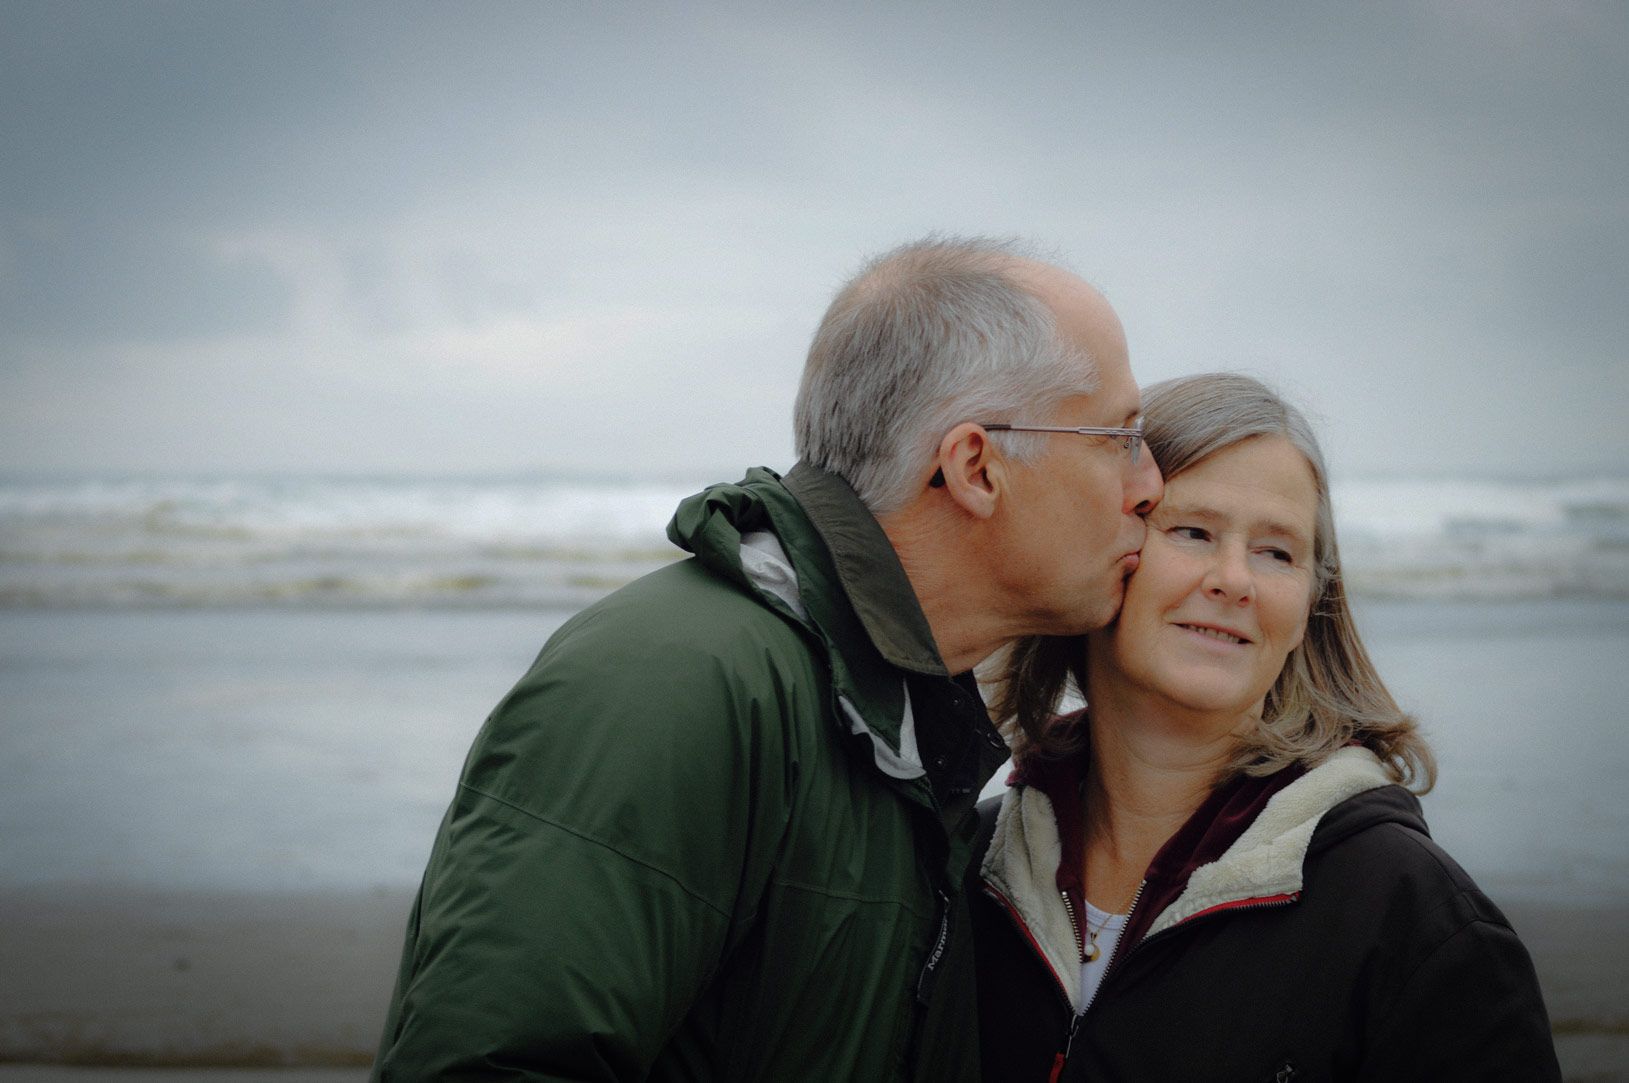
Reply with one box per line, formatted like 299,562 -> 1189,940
372,462 -> 1009,1081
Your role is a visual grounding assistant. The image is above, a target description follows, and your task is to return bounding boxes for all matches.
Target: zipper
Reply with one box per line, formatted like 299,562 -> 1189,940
1057,889 -> 1085,962
1175,890 -> 1299,925
1088,889 -> 1300,1016
988,878 -> 1294,1077
1093,879 -> 1147,989
980,881 -> 1073,1006
984,881 -> 1079,1083
1037,885 -> 1296,1079
1048,1013 -> 1082,1083
1133,891 -> 1299,960
1046,878 -> 1148,1078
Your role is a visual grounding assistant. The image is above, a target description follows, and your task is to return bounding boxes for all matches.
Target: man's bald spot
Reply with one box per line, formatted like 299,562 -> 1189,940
1006,258 -> 1125,364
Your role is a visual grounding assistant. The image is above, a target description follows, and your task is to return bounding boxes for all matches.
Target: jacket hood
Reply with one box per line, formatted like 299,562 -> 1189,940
667,466 -> 932,785
666,466 -> 782,597
981,746 -> 1402,1010
1305,773 -> 1427,856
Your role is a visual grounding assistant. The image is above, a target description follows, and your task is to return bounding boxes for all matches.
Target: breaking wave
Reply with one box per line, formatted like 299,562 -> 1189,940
2,472 -> 1627,607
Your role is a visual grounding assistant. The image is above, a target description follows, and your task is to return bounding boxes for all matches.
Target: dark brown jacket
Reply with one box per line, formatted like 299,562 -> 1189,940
970,749 -> 1560,1082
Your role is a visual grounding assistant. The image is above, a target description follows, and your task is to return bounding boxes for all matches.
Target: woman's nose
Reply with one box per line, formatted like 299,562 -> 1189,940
1203,544 -> 1253,602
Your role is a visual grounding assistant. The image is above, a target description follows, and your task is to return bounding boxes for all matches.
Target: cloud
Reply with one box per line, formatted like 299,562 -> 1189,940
1,2 -> 1624,479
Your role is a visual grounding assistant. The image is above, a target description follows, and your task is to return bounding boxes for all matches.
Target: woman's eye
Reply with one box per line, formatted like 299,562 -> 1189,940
1260,548 -> 1294,564
1171,526 -> 1209,542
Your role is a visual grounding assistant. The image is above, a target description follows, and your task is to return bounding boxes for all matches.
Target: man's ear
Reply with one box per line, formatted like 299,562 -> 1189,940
932,423 -> 1002,520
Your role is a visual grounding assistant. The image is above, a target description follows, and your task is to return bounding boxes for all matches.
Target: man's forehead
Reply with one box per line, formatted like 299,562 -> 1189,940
1058,386 -> 1140,425
1017,258 -> 1138,420
1093,360 -> 1141,421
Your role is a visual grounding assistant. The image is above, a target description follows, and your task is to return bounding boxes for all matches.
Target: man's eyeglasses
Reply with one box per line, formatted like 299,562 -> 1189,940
981,416 -> 1145,465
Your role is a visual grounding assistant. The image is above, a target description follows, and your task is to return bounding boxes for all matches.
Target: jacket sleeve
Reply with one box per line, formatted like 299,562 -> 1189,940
372,595 -> 804,1081
1357,909 -> 1561,1082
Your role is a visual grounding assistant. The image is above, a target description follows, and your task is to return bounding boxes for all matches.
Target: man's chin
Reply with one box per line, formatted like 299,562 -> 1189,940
1053,585 -> 1126,637
1095,572 -> 1133,626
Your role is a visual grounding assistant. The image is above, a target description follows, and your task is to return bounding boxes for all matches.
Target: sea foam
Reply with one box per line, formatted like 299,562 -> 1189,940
3,473 -> 1626,606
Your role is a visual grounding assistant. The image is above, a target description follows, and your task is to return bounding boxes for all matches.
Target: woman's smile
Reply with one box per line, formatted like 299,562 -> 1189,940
1173,621 -> 1252,646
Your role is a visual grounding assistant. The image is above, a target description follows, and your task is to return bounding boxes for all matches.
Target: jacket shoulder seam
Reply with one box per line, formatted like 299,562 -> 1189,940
457,781 -> 732,920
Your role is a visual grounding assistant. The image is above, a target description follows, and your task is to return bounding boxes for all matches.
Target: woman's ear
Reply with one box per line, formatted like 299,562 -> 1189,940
933,423 -> 1002,520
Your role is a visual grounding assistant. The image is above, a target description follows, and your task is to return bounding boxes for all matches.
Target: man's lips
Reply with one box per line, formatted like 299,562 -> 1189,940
1118,551 -> 1141,574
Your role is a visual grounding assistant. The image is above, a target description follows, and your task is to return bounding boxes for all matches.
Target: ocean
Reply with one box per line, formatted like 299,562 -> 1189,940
2,471 -> 1627,905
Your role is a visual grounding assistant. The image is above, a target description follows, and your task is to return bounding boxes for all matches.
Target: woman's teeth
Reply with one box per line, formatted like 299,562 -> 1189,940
1184,624 -> 1245,644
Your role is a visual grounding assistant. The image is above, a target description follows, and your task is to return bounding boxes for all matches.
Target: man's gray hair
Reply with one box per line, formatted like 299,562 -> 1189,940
793,236 -> 1101,514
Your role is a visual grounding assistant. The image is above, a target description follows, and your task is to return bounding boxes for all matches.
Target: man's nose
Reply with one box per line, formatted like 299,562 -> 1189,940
1126,450 -> 1164,516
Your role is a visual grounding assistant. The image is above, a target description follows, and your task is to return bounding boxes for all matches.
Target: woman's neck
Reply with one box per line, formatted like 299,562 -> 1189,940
1080,680 -> 1247,911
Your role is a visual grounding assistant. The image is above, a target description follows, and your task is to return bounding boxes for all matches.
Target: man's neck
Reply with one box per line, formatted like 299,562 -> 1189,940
879,512 -> 1013,675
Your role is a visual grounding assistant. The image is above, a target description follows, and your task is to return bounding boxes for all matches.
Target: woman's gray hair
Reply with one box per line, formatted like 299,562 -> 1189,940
992,372 -> 1437,792
794,236 -> 1100,514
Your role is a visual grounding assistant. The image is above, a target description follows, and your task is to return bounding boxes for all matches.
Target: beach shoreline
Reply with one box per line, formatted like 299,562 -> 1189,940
1,885 -> 1624,1079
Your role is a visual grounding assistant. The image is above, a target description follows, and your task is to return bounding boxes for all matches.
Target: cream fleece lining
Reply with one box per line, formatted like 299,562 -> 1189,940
982,785 -> 1083,1009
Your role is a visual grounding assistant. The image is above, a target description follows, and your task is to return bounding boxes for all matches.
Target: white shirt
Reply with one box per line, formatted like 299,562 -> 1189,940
1078,900 -> 1128,1011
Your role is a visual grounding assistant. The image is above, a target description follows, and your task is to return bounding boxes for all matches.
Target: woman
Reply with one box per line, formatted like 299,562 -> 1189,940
971,373 -> 1559,1082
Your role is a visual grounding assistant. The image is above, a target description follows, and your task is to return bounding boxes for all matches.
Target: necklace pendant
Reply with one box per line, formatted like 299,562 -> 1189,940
1083,942 -> 1100,962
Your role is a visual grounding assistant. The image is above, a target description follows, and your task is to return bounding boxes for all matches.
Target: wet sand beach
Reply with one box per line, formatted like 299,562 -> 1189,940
0,888 -> 1623,1079
3,602 -> 1627,1079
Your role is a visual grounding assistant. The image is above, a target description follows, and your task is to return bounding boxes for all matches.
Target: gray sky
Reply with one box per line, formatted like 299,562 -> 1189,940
2,0 -> 1625,481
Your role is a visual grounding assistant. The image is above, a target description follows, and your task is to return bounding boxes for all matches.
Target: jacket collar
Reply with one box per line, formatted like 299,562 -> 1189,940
783,460 -> 947,677
665,464 -> 943,792
1006,722 -> 1305,929
981,745 -> 1394,1011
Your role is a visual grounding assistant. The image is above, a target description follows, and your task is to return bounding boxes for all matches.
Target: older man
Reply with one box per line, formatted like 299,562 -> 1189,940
371,237 -> 1162,1081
